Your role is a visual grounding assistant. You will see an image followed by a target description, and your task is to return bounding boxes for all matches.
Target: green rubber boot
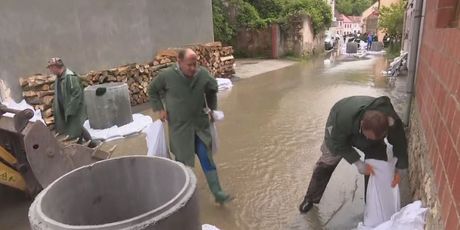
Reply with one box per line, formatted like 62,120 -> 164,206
204,170 -> 233,204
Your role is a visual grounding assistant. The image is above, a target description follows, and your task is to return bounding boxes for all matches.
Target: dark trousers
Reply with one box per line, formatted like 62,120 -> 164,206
303,142 -> 387,203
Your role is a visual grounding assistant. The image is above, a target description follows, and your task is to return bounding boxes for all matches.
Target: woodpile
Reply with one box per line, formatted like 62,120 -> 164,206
19,74 -> 56,126
17,42 -> 236,126
83,62 -> 173,106
193,42 -> 235,78
154,42 -> 235,78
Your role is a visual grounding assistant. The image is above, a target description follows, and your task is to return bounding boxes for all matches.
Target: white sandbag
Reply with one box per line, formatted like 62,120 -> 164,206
216,78 -> 233,91
362,157 -> 400,227
210,122 -> 219,154
212,110 -> 224,121
144,120 -> 169,158
357,200 -> 428,230
202,224 -> 220,230
1,99 -> 45,124
210,110 -> 223,154
83,113 -> 152,140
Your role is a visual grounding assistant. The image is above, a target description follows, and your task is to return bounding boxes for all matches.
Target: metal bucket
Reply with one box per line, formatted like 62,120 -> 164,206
29,156 -> 200,230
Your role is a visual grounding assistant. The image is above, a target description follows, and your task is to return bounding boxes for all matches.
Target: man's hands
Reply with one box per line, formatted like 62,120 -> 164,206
204,108 -> 214,123
208,110 -> 215,123
354,160 -> 375,175
159,110 -> 168,122
391,169 -> 402,188
355,161 -> 404,188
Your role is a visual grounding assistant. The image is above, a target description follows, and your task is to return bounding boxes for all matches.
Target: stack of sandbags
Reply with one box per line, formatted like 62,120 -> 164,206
83,62 -> 173,106
19,74 -> 56,126
216,78 -> 233,91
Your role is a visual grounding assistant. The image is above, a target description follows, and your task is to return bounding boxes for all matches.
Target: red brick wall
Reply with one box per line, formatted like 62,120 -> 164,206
415,0 -> 460,229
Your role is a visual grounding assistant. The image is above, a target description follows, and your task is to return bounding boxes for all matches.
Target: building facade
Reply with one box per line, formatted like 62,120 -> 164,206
406,0 -> 460,229
361,2 -> 379,34
0,0 -> 214,101
336,14 -> 362,36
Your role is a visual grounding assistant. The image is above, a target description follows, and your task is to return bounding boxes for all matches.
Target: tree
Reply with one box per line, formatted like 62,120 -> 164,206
336,0 -> 374,16
212,0 -> 235,44
352,0 -> 373,15
246,0 -> 286,19
282,0 -> 333,34
336,0 -> 353,15
378,0 -> 406,37
236,0 -> 267,28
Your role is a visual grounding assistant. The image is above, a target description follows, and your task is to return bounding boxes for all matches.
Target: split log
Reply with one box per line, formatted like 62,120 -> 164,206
44,116 -> 55,125
43,108 -> 53,118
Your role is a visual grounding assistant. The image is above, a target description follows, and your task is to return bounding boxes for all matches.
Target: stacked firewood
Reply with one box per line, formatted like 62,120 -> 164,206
19,74 -> 56,126
83,62 -> 173,106
154,42 -> 235,78
218,46 -> 236,77
153,49 -> 178,66
18,43 -> 236,122
188,42 -> 235,77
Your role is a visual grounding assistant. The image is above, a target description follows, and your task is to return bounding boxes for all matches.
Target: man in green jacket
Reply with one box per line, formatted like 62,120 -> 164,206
299,96 -> 408,213
148,49 -> 232,204
48,58 -> 91,143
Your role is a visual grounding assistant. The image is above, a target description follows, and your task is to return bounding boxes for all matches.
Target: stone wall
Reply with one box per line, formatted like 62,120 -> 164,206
279,17 -> 325,57
235,27 -> 273,57
235,17 -> 325,58
408,104 -> 443,229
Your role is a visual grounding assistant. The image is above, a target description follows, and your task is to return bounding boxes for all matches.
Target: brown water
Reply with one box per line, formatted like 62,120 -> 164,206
0,54 -> 409,230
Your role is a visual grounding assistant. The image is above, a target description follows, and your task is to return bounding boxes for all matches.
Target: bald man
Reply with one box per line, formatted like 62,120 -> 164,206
148,49 -> 232,204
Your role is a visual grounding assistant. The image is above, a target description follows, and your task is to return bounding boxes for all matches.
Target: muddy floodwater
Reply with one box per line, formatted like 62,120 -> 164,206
191,54 -> 408,230
0,53 -> 409,230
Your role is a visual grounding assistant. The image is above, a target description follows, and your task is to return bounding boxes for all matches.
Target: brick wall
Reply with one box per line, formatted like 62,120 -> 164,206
413,0 -> 460,228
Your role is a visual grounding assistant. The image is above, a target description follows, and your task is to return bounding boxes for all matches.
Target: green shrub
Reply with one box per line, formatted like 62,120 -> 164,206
385,43 -> 401,60
282,0 -> 332,35
212,0 -> 235,44
236,1 -> 267,28
246,0 -> 286,19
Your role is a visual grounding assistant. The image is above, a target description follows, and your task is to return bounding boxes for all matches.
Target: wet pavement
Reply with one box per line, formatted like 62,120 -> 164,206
0,51 -> 410,230
234,59 -> 297,79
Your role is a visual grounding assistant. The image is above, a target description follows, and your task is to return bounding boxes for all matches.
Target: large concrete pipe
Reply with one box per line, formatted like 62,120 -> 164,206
84,82 -> 133,129
29,156 -> 200,230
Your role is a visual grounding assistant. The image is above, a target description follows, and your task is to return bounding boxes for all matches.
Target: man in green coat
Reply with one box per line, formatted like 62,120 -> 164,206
48,58 -> 90,142
148,49 -> 232,204
299,96 -> 408,213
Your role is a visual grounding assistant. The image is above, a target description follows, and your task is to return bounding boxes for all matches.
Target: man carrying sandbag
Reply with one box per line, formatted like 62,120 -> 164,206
299,96 -> 408,213
148,48 -> 232,204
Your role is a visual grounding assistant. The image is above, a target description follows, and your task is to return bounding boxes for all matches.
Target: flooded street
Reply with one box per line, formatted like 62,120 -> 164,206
0,53 -> 409,230
195,54 -> 408,230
